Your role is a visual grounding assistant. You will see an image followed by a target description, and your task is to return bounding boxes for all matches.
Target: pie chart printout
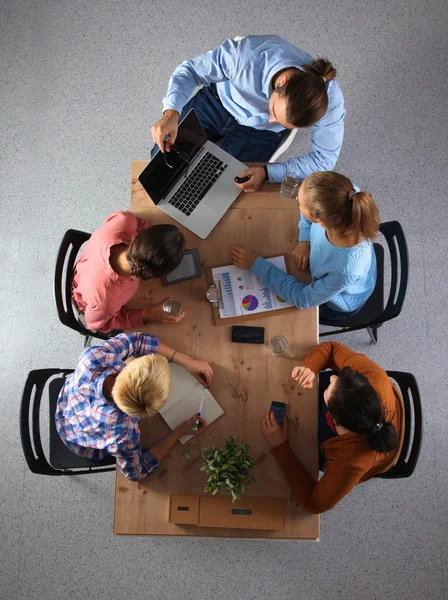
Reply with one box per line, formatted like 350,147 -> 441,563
242,295 -> 259,312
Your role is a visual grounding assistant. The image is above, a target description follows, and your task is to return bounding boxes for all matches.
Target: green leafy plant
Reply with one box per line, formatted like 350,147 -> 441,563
201,437 -> 257,502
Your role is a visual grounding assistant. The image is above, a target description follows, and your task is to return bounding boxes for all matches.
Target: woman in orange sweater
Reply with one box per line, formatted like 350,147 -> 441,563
261,341 -> 405,514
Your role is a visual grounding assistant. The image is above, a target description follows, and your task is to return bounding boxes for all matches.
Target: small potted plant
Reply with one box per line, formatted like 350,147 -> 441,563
201,436 -> 257,502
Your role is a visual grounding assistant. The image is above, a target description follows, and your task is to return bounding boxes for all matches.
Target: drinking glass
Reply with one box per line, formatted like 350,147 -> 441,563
269,335 -> 289,356
181,444 -> 202,472
280,172 -> 300,198
163,297 -> 183,315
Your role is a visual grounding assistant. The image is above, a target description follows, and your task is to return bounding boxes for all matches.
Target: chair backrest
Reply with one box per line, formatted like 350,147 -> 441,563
378,371 -> 423,479
20,369 -> 72,475
269,129 -> 298,162
53,229 -> 109,340
20,369 -> 116,476
371,221 -> 409,327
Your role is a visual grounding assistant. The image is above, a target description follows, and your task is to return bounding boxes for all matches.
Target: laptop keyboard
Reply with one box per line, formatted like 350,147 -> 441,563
168,152 -> 227,216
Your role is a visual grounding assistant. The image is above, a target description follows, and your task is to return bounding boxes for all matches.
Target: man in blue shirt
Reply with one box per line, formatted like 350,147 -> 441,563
151,35 -> 345,193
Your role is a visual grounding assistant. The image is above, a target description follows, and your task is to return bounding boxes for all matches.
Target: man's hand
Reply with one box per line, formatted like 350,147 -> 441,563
141,298 -> 185,324
151,109 -> 180,152
234,167 -> 266,193
292,366 -> 315,390
261,411 -> 289,448
292,241 -> 310,271
175,415 -> 208,438
232,245 -> 259,270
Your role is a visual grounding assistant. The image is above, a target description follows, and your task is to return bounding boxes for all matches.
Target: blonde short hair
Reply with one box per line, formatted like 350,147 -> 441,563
112,354 -> 171,418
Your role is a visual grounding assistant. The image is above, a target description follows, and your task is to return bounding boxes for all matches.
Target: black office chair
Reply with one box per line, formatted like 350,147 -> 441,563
20,369 -> 116,476
319,369 -> 422,478
54,229 -> 111,347
377,371 -> 423,479
319,221 -> 409,343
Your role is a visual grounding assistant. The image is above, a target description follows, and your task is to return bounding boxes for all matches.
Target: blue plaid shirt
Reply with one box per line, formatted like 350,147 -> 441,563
55,333 -> 160,481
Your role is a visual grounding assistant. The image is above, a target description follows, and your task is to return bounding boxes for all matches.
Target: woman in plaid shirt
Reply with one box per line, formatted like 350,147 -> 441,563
55,332 -> 212,481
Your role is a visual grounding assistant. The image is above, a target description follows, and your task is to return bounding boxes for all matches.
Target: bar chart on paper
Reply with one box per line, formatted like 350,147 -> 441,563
261,287 -> 273,310
221,272 -> 233,299
211,257 -> 294,319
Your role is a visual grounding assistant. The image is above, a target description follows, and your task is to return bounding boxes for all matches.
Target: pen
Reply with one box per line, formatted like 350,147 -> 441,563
193,396 -> 205,430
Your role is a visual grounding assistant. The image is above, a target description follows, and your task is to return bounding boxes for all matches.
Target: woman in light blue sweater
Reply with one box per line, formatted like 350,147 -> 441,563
232,171 -> 379,320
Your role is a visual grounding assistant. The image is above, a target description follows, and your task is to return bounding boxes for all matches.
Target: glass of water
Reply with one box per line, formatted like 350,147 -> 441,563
163,297 -> 183,315
181,444 -> 202,472
280,172 -> 300,198
269,335 -> 289,357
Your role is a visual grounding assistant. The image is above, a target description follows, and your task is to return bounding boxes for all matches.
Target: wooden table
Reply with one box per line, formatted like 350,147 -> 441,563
113,161 -> 319,540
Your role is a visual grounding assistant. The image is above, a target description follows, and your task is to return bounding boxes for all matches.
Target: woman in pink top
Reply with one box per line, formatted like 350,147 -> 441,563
72,211 -> 185,333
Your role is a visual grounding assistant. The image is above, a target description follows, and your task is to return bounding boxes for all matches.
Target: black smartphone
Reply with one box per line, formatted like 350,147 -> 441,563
270,401 -> 286,428
231,325 -> 265,344
160,249 -> 202,286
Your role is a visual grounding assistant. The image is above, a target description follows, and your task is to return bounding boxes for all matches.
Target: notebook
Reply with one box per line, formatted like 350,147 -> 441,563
160,363 -> 224,444
211,256 -> 293,319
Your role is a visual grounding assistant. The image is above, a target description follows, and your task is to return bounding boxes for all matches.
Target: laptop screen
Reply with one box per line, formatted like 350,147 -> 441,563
138,109 -> 207,204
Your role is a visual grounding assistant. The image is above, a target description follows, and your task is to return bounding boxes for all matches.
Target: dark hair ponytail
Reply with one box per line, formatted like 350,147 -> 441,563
328,367 -> 398,453
127,224 -> 185,281
280,58 -> 337,127
302,58 -> 337,83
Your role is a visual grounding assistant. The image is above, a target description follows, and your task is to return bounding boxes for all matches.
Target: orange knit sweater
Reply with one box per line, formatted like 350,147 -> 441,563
271,342 -> 405,514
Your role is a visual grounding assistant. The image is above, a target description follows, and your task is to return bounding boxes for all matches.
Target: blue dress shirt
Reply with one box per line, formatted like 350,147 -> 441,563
162,35 -> 345,181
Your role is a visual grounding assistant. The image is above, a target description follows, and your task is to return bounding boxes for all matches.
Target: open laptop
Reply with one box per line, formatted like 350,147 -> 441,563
138,109 -> 247,239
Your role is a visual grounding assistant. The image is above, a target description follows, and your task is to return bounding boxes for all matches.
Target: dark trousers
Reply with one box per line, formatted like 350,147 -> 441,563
319,303 -> 361,323
152,84 -> 290,162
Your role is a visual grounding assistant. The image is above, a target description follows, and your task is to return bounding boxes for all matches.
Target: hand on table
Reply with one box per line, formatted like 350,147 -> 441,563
175,414 -> 208,438
141,298 -> 185,324
261,411 -> 289,448
292,366 -> 315,390
292,241 -> 310,271
234,167 -> 266,193
232,245 -> 259,270
151,109 -> 180,152
183,356 -> 214,387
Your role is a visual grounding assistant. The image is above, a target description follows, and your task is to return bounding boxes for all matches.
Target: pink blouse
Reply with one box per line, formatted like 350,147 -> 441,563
72,211 -> 149,332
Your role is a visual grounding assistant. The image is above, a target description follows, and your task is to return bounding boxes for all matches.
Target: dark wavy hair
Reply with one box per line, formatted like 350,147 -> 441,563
276,58 -> 337,127
328,367 -> 398,453
126,224 -> 185,281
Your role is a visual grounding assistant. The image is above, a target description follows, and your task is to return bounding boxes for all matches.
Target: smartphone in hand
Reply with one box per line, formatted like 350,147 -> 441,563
270,401 -> 286,428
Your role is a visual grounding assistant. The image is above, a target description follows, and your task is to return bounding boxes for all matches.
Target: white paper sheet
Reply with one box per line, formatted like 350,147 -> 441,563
211,256 -> 293,319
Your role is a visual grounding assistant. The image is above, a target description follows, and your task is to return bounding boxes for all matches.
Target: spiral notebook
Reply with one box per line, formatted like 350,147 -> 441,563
160,363 -> 224,444
210,256 -> 293,320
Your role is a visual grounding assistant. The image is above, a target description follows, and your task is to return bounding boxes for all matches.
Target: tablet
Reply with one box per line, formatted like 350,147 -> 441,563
161,249 -> 203,286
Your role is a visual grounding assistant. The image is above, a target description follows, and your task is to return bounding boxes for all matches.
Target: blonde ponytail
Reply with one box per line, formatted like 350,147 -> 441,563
350,191 -> 380,242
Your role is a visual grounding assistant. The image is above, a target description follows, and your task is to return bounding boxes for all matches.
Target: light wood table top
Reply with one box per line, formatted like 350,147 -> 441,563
113,161 -> 319,540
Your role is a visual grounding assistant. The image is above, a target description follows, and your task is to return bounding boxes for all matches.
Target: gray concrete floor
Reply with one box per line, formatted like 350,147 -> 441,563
1,1 -> 447,599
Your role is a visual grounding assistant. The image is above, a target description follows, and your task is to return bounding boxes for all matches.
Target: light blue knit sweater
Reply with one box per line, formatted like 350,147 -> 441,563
250,214 -> 377,312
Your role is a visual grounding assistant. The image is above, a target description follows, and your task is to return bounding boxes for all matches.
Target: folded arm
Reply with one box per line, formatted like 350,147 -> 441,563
84,304 -> 144,333
250,257 -> 349,309
301,341 -> 390,386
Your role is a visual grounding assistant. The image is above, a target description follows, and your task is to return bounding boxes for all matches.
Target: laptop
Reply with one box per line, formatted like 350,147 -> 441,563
138,109 -> 247,239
